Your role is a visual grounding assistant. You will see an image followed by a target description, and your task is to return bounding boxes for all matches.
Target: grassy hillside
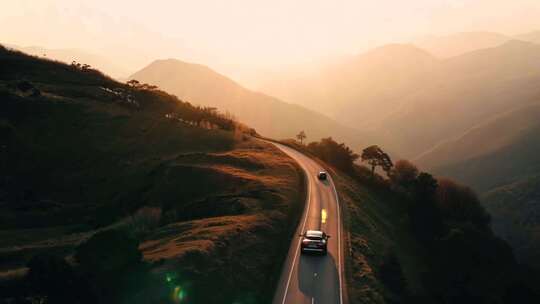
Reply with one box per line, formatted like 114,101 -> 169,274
0,45 -> 305,303
129,58 -> 371,150
5,44 -> 130,79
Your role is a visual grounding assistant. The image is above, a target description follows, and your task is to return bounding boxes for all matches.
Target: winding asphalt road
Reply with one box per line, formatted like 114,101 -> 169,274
271,142 -> 344,304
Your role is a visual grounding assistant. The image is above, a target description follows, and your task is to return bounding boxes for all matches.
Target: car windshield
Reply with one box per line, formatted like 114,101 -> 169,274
306,236 -> 323,240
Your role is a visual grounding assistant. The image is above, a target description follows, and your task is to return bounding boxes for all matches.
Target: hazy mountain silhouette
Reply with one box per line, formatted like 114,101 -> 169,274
260,44 -> 437,130
260,40 -> 540,158
378,40 -> 540,157
413,31 -> 510,57
514,30 -> 540,44
415,104 -> 540,268
130,59 -> 370,147
416,103 -> 540,191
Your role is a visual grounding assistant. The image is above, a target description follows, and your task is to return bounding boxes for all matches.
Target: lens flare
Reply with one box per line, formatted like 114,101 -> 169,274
321,209 -> 327,224
171,285 -> 187,303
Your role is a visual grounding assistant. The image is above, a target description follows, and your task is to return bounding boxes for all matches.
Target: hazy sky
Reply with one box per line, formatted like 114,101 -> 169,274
2,0 -> 540,76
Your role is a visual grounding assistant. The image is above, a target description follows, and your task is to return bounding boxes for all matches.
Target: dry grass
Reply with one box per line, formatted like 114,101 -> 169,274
141,214 -> 266,262
329,167 -> 430,303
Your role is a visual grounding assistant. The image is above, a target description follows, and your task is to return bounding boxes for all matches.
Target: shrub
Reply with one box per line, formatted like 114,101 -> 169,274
436,179 -> 490,228
307,137 -> 359,172
389,159 -> 419,190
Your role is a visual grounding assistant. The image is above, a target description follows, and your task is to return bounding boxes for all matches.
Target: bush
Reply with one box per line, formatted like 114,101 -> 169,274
389,160 -> 419,190
307,137 -> 359,172
436,179 -> 490,228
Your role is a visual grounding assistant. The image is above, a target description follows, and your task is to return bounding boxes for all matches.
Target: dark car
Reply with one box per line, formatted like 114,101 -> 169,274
317,171 -> 328,180
300,230 -> 329,255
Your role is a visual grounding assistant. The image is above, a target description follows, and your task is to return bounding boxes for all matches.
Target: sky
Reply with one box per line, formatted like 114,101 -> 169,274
2,0 -> 540,80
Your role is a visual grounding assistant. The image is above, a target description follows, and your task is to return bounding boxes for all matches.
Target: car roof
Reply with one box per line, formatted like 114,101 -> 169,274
306,230 -> 323,237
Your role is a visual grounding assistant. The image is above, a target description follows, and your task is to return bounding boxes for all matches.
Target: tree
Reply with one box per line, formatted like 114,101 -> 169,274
296,130 -> 307,144
389,159 -> 419,189
126,79 -> 141,88
436,179 -> 491,228
361,145 -> 393,176
307,137 -> 359,172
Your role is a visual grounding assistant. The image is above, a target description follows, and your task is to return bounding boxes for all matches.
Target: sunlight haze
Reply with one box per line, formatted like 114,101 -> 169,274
2,0 -> 540,83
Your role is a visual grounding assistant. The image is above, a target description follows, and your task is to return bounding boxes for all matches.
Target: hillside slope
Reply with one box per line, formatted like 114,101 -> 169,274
129,59 -> 370,149
417,103 -> 540,192
0,45 -> 305,303
259,41 -> 540,159
260,44 -> 437,129
414,103 -> 540,268
5,44 -> 131,79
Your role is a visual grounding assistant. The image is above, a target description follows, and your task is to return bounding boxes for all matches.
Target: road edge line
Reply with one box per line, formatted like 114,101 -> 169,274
280,149 -> 313,304
330,175 -> 344,304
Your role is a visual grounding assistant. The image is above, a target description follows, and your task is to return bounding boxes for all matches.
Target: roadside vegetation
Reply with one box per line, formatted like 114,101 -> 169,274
0,45 -> 304,303
284,136 -> 540,303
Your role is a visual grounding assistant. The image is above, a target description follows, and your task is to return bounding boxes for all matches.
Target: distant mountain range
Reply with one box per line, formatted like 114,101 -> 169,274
416,104 -> 540,268
129,58 -> 371,148
414,30 -> 540,58
260,39 -> 540,159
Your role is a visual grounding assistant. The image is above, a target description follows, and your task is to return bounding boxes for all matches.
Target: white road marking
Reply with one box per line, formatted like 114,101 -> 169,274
280,172 -> 312,304
329,174 -> 344,304
272,143 -> 344,304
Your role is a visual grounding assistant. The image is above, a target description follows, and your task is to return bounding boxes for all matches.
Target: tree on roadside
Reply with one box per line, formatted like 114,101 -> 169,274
389,159 -> 419,189
361,145 -> 393,176
296,130 -> 307,144
307,137 -> 359,172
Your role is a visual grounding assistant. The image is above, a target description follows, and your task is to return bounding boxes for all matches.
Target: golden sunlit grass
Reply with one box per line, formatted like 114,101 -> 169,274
141,214 -> 266,262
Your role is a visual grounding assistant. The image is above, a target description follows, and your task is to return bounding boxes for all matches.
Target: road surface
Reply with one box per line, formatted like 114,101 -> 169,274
271,142 -> 344,304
